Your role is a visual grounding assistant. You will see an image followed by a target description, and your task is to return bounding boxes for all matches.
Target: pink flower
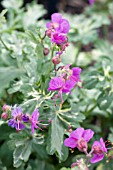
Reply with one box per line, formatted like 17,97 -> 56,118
48,77 -> 65,91
8,106 -> 25,131
64,127 -> 94,152
48,66 -> 82,103
31,109 -> 40,134
62,79 -> 75,93
90,138 -> 107,163
48,77 -> 75,103
46,13 -> 70,34
71,67 -> 82,83
51,33 -> 67,45
60,65 -> 82,84
46,13 -> 70,54
89,0 -> 95,5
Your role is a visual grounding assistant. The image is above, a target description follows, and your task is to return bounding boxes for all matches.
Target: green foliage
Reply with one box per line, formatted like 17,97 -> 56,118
0,0 -> 113,170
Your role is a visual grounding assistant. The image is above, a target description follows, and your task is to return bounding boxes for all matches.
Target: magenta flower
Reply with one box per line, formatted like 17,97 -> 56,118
60,65 -> 82,84
46,13 -> 70,34
64,127 -> 94,152
48,77 -> 65,91
62,79 -> 75,93
48,66 -> 82,104
48,77 -> 65,103
51,33 -> 67,45
31,109 -> 40,134
8,106 -> 25,131
8,119 -> 25,130
48,77 -> 75,103
71,67 -> 82,83
89,0 -> 95,5
11,106 -> 22,118
90,138 -> 107,163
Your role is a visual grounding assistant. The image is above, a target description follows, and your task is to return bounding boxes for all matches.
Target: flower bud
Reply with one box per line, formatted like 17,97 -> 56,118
77,138 -> 88,152
1,112 -> 8,120
2,104 -> 11,112
52,56 -> 61,65
45,29 -> 53,38
43,47 -> 49,56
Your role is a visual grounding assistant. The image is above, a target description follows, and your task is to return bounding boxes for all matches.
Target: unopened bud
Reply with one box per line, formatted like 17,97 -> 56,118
2,104 -> 11,112
71,162 -> 78,168
52,56 -> 61,65
1,112 -> 8,120
44,47 -> 49,56
46,29 -> 53,38
77,138 -> 88,152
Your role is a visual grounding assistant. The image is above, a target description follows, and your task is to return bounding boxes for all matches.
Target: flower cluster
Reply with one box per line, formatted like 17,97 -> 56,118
1,105 -> 40,134
46,13 -> 70,64
64,127 -> 108,165
46,13 -> 82,105
48,65 -> 82,104
46,13 -> 70,46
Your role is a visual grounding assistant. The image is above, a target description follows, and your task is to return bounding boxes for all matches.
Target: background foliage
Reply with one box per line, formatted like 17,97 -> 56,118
0,0 -> 113,169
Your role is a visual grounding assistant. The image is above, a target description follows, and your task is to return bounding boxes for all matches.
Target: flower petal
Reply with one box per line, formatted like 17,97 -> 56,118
64,137 -> 77,148
92,141 -> 101,147
90,154 -> 104,163
71,67 -> 82,82
31,109 -> 39,134
82,129 -> 94,142
8,119 -> 16,128
15,121 -> 25,130
46,22 -> 51,28
32,109 -> 39,122
12,106 -> 22,117
100,138 -> 107,153
89,0 -> 95,5
48,77 -> 65,91
59,19 -> 70,33
62,79 -> 75,93
51,13 -> 62,23
70,127 -> 84,140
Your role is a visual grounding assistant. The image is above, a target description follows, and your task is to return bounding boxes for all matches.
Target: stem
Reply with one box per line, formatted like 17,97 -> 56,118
54,64 -> 57,76
0,36 -> 12,51
41,33 -> 46,40
85,155 -> 91,167
47,45 -> 54,75
58,114 -> 71,126
87,104 -> 96,114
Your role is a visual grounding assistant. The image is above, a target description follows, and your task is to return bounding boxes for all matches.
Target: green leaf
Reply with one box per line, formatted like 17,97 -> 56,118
23,3 -> 46,28
29,159 -> 55,170
25,30 -> 39,44
32,143 -> 49,160
13,145 -> 23,168
97,92 -> 113,110
2,0 -> 23,10
21,141 -> 32,162
46,114 -> 65,159
59,110 -> 85,128
13,140 -> 32,168
0,67 -> 23,92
